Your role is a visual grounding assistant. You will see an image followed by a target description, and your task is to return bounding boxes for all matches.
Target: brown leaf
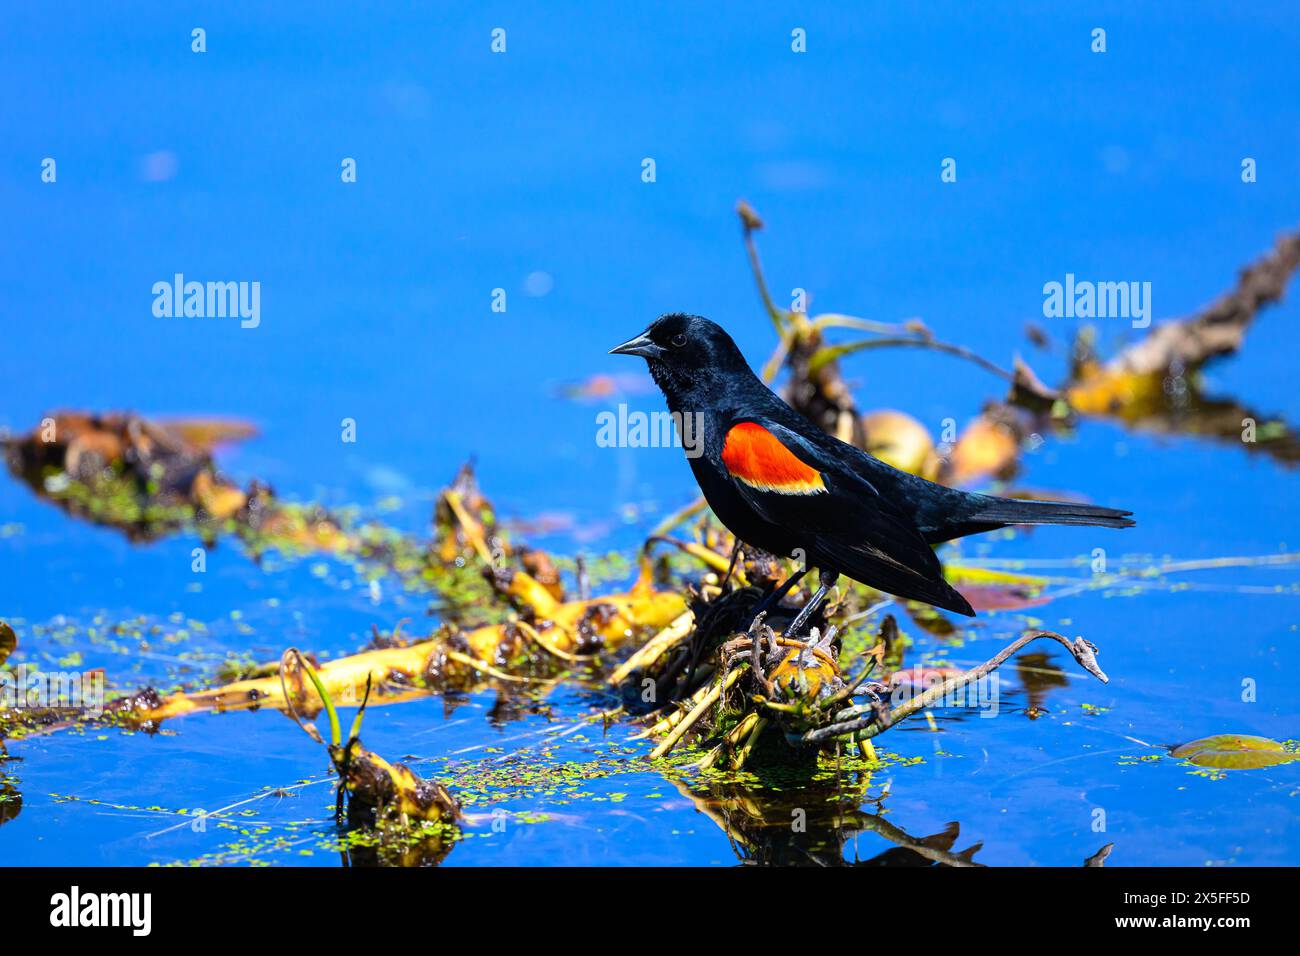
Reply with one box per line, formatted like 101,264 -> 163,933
155,418 -> 258,452
1008,355 -> 1060,412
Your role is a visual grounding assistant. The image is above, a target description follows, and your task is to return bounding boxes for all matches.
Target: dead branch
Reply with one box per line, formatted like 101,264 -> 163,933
1106,231 -> 1300,377
802,629 -> 1108,744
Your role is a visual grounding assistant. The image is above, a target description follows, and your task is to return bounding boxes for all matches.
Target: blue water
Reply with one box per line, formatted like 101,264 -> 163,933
2,3 -> 1299,865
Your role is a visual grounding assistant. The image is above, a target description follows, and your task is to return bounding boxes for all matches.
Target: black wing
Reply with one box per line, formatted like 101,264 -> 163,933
724,418 -> 974,616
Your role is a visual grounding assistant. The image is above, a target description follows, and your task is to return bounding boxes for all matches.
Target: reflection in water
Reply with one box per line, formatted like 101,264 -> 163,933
671,776 -> 983,867
1058,231 -> 1300,468
1074,377 -> 1300,468
1014,652 -> 1069,718
672,772 -> 1114,867
339,808 -> 457,868
0,786 -> 19,828
0,764 -> 20,828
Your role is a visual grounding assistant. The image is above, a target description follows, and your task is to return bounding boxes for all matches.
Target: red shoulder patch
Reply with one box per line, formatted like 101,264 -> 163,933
721,422 -> 826,495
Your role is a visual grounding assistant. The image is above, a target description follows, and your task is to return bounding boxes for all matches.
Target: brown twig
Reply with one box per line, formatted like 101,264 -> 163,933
801,629 -> 1108,744
737,200 -> 789,334
809,336 -> 1016,383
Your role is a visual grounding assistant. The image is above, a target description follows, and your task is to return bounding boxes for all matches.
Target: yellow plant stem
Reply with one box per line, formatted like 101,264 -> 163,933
130,585 -> 686,724
649,666 -> 745,760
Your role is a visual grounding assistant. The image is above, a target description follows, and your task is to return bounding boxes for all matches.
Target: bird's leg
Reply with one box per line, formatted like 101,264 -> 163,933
783,570 -> 838,639
747,567 -> 808,628
718,539 -> 744,592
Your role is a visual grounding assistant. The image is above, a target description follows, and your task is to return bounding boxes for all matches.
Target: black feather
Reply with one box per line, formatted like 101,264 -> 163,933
959,495 -> 1134,529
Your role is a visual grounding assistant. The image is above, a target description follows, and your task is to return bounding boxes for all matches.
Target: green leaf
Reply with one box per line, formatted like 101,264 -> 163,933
1171,734 -> 1300,770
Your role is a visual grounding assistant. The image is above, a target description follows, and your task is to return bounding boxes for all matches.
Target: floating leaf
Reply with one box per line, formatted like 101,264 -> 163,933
957,584 -> 1051,612
1171,734 -> 1300,770
945,564 -> 1050,589
942,565 -> 1052,612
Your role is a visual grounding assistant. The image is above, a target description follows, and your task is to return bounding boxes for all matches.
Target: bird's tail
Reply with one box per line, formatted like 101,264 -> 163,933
966,495 -> 1135,529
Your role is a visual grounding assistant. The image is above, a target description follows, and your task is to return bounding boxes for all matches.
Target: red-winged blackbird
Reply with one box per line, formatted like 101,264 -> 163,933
612,313 -> 1133,630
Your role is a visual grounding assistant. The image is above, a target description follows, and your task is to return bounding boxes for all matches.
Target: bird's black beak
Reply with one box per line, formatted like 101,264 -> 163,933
608,331 -> 663,359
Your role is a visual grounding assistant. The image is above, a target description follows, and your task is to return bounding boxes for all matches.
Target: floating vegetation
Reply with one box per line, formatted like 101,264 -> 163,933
1171,734 -> 1300,771
4,415 -> 565,619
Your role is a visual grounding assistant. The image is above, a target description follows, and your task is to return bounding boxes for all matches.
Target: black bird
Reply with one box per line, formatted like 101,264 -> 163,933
611,313 -> 1133,632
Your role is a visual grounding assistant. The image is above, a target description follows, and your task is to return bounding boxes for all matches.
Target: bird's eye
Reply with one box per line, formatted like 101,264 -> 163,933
670,333 -> 688,348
